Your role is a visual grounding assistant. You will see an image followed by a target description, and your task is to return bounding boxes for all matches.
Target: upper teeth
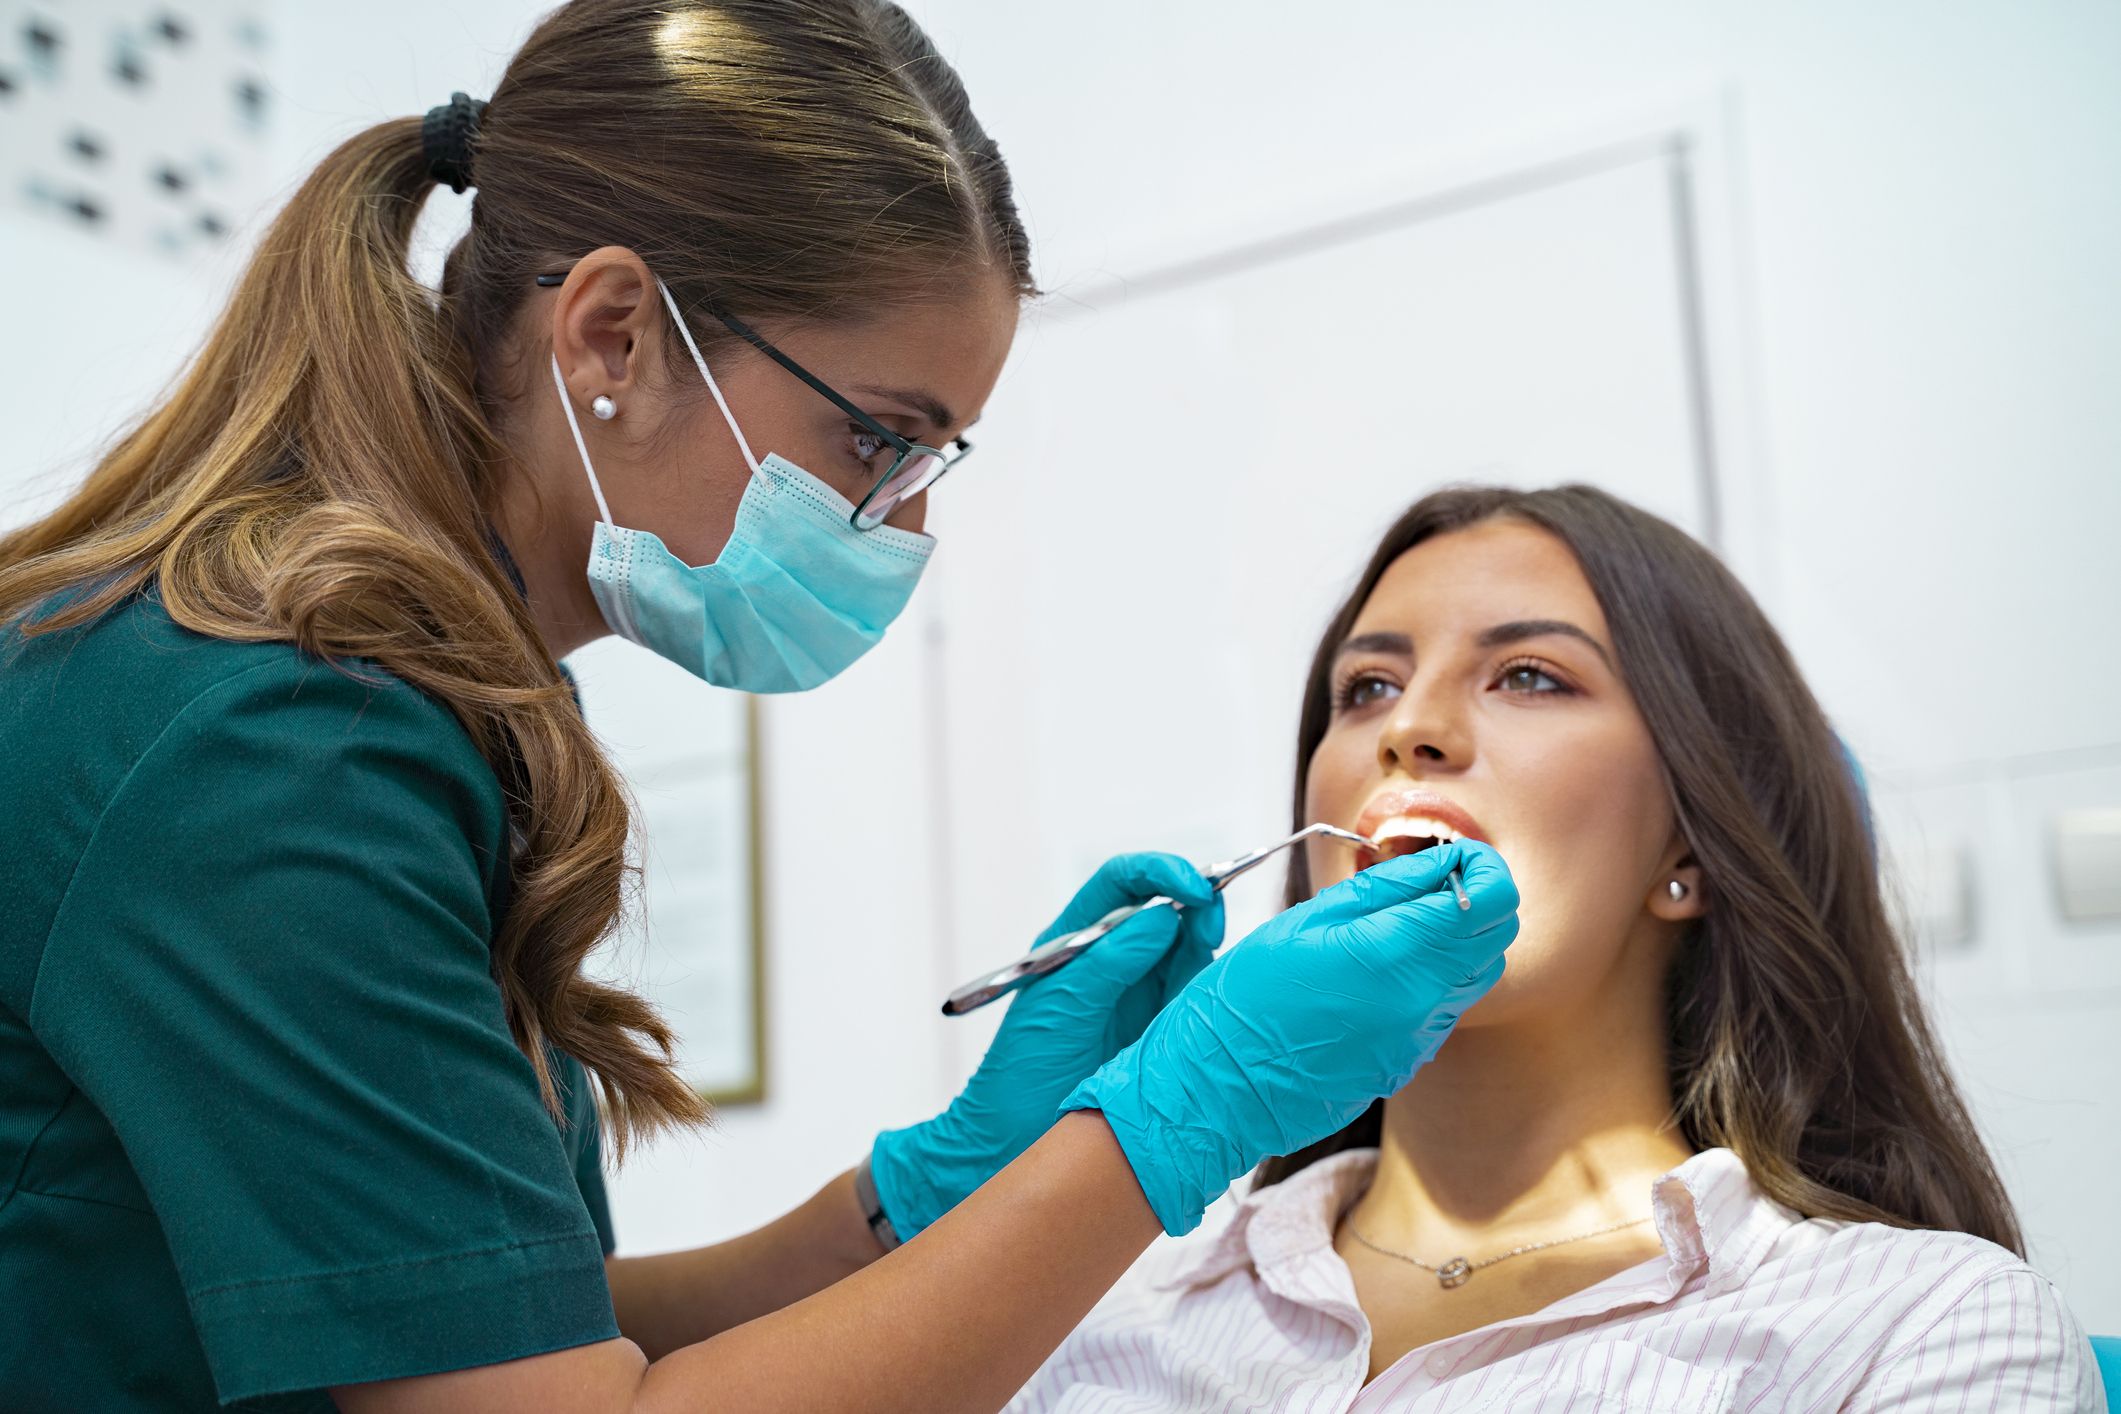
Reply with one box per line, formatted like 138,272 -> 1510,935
1372,816 -> 1464,845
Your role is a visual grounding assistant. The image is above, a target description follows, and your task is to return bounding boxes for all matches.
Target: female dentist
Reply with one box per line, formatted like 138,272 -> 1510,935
0,3 -> 1516,1411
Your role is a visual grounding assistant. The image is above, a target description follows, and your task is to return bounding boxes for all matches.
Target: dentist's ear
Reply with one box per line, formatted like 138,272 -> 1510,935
1648,848 -> 1708,923
547,246 -> 661,414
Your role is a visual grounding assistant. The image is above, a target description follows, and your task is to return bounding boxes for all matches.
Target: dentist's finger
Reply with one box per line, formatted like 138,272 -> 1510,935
1031,902 -> 1187,1002
1038,852 -> 1216,945
1309,838 -> 1516,926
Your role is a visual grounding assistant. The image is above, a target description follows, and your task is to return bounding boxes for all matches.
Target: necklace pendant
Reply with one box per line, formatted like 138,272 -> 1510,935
1436,1257 -> 1472,1289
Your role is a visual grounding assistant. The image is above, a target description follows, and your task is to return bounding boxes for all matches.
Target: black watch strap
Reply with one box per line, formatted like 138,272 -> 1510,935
854,1153 -> 903,1252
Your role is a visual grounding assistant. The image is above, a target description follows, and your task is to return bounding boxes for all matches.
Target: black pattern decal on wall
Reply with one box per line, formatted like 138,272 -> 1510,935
2,4 -> 272,257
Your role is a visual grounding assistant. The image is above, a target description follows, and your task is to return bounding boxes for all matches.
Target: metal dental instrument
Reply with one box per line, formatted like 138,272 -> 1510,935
941,823 -> 1471,1017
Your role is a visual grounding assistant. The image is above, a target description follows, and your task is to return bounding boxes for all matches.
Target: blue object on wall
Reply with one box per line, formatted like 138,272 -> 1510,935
1834,732 -> 1877,860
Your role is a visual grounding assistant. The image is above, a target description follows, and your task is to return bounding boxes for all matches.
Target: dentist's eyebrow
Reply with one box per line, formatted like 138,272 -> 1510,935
853,385 -> 960,434
1477,619 -> 1614,670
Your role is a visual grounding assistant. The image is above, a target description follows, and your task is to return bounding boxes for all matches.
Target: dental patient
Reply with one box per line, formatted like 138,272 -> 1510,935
1010,486 -> 2098,1410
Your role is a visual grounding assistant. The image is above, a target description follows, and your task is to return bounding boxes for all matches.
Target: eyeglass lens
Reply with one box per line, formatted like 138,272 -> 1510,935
857,448 -> 951,528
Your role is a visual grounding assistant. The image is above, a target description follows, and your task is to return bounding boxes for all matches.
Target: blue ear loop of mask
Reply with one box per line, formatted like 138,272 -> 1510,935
548,279 -> 935,692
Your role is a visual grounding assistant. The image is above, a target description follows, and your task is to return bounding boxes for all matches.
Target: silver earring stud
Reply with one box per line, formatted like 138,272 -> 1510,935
1668,880 -> 1690,902
591,395 -> 617,421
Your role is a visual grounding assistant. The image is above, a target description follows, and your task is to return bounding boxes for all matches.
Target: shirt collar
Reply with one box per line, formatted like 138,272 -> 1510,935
1156,1146 -> 1803,1309
1649,1146 -> 1803,1298
1155,1150 -> 1375,1293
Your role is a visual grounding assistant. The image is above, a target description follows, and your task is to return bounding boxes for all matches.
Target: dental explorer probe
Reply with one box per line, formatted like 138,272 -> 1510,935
941,824 -> 1472,1017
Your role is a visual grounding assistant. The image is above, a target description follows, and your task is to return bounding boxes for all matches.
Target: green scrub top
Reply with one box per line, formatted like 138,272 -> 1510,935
0,589 -> 621,1411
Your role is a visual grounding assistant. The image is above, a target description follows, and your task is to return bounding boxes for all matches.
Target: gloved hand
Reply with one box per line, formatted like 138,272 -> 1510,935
1062,838 -> 1518,1235
870,852 -> 1226,1239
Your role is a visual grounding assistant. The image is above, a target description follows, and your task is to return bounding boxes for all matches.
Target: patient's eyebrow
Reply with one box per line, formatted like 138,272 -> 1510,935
1477,619 -> 1614,670
1336,631 -> 1413,657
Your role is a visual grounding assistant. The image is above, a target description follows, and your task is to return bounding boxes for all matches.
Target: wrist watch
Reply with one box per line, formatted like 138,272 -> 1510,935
853,1152 -> 903,1252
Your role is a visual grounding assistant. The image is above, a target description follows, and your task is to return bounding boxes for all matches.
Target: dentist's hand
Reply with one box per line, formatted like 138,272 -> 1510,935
1063,839 -> 1518,1235
869,852 -> 1225,1240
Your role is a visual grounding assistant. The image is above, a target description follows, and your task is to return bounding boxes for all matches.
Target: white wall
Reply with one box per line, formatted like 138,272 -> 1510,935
5,0 -> 2115,1333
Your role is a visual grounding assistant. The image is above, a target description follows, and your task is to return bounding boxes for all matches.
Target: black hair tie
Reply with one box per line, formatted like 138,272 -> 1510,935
423,91 -> 487,194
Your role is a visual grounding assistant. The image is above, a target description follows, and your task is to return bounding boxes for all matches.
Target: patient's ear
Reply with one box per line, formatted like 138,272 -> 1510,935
1647,843 -> 1709,923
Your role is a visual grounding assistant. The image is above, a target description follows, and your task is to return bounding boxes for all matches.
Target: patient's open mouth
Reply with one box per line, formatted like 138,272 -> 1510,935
1352,792 -> 1486,871
1361,817 -> 1463,869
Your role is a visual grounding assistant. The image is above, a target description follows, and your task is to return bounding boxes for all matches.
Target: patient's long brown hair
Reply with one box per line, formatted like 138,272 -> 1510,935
1258,485 -> 2023,1254
0,0 -> 1032,1155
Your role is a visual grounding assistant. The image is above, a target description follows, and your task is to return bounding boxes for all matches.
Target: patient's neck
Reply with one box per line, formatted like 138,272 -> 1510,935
1348,942 -> 1693,1250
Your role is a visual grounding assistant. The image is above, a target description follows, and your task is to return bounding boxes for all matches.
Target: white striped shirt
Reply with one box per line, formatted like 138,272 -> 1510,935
1008,1147 -> 2102,1412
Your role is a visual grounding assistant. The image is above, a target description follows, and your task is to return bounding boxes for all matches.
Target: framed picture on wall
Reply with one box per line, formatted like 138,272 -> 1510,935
570,640 -> 767,1106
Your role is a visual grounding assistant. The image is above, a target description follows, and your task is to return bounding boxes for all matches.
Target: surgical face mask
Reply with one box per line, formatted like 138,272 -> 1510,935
551,278 -> 935,693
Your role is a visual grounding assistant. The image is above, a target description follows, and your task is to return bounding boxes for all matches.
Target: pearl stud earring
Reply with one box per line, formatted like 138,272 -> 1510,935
1668,880 -> 1690,902
591,395 -> 617,421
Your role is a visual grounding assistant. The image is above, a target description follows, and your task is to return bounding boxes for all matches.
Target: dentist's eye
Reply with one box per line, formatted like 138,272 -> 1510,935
1332,670 -> 1401,713
849,424 -> 891,465
1495,658 -> 1571,695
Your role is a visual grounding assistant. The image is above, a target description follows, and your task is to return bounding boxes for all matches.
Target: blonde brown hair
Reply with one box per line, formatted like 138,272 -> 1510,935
0,0 -> 1032,1155
1258,486 -> 2023,1254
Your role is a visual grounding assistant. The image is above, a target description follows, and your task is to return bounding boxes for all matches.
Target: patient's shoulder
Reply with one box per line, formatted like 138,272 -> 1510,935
1745,1220 -> 2096,1406
1758,1214 -> 2028,1294
1855,1239 -> 2095,1404
1748,1215 -> 2041,1324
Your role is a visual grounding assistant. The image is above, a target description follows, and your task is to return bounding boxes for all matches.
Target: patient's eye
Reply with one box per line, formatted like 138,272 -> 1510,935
1495,658 -> 1570,695
1333,670 -> 1400,713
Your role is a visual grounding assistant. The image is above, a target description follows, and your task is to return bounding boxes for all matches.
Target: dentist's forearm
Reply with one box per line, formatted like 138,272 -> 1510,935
606,1166 -> 885,1360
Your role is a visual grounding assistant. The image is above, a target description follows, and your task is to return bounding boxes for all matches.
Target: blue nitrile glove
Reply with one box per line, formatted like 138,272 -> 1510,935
1063,838 -> 1518,1235
869,852 -> 1226,1240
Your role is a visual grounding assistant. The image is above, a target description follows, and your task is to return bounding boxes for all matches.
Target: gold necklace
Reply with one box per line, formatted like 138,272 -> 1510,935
1343,1213 -> 1654,1290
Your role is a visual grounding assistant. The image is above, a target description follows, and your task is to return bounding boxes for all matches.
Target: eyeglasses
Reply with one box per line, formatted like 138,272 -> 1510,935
534,273 -> 972,531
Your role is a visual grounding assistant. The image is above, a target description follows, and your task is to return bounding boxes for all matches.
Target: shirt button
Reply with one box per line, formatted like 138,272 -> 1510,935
1425,1352 -> 1453,1377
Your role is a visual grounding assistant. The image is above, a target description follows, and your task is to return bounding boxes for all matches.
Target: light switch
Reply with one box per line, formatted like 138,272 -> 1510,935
2053,808 -> 2121,924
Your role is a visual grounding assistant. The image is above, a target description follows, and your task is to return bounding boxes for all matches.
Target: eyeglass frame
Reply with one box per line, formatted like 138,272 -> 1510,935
533,272 -> 972,531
